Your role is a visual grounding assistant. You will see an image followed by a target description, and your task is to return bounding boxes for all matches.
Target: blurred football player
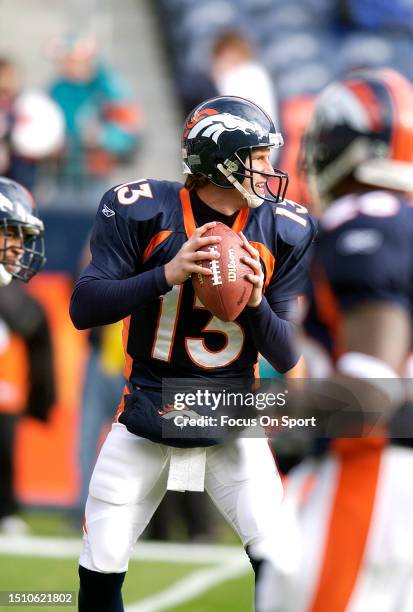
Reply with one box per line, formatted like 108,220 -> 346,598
257,69 -> 413,612
0,177 -> 45,287
0,177 -> 52,534
70,96 -> 316,611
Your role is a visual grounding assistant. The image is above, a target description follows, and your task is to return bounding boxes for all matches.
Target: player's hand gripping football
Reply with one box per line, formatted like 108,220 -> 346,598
164,221 -> 221,286
239,231 -> 264,308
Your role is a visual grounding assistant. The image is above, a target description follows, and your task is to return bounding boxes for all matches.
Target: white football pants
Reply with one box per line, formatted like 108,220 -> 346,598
80,423 -> 283,573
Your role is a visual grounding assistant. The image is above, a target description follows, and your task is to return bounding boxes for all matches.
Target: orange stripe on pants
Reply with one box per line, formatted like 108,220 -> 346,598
308,438 -> 385,612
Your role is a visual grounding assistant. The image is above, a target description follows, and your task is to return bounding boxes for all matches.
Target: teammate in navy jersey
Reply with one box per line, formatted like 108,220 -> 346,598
257,70 -> 413,612
0,177 -> 45,287
70,96 -> 315,612
308,192 -> 413,367
0,178 -> 49,536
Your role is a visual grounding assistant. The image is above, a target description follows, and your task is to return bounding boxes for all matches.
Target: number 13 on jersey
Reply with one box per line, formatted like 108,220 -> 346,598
151,285 -> 244,368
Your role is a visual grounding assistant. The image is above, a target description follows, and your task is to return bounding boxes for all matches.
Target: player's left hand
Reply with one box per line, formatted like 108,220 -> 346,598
239,231 -> 264,308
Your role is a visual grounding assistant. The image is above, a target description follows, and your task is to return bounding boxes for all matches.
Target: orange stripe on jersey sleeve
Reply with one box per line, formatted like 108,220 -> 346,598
249,241 -> 275,288
308,438 -> 385,612
179,188 -> 197,238
114,315 -> 132,421
142,230 -> 173,263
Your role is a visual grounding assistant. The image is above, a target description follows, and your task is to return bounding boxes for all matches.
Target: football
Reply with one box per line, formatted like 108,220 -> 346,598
192,222 -> 254,321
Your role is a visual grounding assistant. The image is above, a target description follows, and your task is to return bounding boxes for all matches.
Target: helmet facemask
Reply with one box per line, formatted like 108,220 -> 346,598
0,220 -> 46,285
216,147 -> 289,208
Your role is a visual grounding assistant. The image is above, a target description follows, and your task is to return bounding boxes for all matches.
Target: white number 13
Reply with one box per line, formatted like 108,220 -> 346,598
151,285 -> 244,368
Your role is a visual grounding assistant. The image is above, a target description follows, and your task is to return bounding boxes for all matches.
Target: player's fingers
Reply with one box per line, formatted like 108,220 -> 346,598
192,235 -> 222,249
243,243 -> 260,260
240,232 -> 260,259
245,273 -> 262,285
190,264 -> 213,276
242,255 -> 262,274
190,250 -> 220,261
196,222 -> 217,236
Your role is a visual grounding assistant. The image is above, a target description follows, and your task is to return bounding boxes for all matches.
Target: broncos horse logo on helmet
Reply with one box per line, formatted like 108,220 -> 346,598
182,96 -> 287,208
186,112 -> 266,144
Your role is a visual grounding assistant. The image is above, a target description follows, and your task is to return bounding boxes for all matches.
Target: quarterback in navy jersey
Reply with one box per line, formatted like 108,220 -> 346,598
71,178 -> 314,388
70,95 -> 315,612
257,70 -> 413,612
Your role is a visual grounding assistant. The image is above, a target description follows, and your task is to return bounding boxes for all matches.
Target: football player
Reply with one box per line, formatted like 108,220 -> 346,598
0,177 -> 45,287
257,69 -> 413,612
0,177 -> 48,534
70,96 -> 316,612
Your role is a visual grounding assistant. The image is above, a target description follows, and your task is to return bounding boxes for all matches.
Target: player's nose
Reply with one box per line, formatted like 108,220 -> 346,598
9,239 -> 24,258
263,158 -> 274,174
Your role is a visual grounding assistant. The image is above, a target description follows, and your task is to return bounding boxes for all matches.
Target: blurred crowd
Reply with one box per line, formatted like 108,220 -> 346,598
0,32 -> 142,211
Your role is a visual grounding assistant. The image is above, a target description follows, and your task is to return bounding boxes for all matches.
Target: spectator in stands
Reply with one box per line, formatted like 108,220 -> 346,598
49,33 -> 143,210
210,30 -> 278,126
342,0 -> 413,30
0,58 -> 64,191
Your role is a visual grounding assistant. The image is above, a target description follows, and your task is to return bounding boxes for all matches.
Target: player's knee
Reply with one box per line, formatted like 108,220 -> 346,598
92,553 -> 128,574
246,545 -> 263,581
90,542 -> 130,574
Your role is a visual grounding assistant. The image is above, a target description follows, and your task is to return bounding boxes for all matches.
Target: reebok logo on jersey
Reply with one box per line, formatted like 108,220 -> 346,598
102,204 -> 115,218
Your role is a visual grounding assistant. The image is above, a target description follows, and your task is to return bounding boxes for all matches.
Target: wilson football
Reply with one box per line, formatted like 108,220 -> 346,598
192,222 -> 253,321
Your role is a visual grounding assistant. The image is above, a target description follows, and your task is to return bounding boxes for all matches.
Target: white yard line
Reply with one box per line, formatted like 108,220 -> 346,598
0,535 -> 251,610
126,557 -> 250,612
0,535 -> 244,564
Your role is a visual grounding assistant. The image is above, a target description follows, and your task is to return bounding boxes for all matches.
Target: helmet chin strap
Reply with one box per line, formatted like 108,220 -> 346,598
216,162 -> 263,209
0,264 -> 13,287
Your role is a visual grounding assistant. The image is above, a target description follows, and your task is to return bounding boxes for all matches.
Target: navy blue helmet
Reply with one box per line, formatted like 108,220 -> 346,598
0,177 -> 45,286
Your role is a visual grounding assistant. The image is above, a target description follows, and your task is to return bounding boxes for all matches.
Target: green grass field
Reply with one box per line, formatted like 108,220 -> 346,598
0,513 -> 255,611
0,556 -> 254,611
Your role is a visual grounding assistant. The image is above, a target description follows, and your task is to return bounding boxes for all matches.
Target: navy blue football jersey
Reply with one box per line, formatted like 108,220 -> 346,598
81,179 -> 315,388
306,191 -> 413,355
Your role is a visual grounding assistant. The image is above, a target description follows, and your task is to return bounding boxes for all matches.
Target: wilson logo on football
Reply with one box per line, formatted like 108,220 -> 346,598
227,248 -> 237,282
186,112 -> 265,144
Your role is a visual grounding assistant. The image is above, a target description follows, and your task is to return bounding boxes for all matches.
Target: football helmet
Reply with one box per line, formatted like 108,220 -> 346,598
0,177 -> 45,287
182,96 -> 288,208
302,68 -> 413,208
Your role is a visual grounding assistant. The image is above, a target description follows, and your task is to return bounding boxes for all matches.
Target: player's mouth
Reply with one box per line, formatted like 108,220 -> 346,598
255,181 -> 266,193
4,253 -> 23,274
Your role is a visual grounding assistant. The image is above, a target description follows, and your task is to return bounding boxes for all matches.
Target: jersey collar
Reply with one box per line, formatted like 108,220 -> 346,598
179,187 -> 249,238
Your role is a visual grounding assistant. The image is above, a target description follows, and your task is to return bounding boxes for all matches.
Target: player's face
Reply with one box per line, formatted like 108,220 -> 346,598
0,226 -> 25,275
242,147 -> 274,197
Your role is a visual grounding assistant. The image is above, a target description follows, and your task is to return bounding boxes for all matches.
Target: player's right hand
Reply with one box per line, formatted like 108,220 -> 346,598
164,221 -> 221,286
